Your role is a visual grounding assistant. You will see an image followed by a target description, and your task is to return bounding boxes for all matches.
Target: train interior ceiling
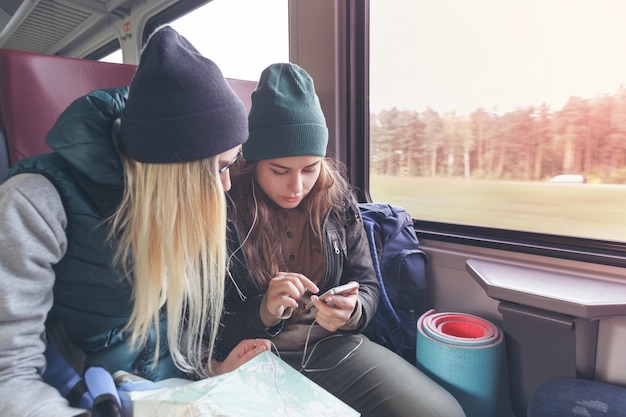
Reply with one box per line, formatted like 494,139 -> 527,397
2,1 -> 626,417
0,0 -> 122,54
0,0 -> 177,60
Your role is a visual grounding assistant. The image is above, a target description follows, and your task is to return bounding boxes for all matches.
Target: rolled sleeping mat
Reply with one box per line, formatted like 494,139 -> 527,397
416,309 -> 504,417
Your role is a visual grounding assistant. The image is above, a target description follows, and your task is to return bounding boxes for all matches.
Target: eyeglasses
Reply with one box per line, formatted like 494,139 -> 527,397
219,149 -> 242,174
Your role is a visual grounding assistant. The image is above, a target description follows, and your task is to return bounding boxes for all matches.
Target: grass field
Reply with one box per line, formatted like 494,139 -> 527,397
370,175 -> 626,242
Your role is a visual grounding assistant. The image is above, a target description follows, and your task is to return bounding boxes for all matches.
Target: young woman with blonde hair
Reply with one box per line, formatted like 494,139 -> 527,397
0,26 -> 269,417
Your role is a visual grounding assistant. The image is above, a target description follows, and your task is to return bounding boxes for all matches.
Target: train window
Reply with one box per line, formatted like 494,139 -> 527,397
369,0 -> 626,244
170,0 -> 288,81
100,50 -> 123,64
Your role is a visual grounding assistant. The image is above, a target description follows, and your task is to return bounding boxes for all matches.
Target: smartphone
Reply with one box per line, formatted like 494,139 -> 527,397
306,281 -> 359,309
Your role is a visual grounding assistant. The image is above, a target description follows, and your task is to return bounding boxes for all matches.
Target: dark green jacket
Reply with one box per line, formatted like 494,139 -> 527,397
9,87 -> 184,380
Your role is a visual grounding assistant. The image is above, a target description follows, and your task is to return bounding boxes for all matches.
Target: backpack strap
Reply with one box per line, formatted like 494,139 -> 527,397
43,341 -> 93,411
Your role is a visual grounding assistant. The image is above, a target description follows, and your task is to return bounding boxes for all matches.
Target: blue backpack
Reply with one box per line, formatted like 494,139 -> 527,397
359,203 -> 429,364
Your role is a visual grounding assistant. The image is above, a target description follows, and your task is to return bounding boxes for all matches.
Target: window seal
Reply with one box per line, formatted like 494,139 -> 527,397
415,220 -> 626,268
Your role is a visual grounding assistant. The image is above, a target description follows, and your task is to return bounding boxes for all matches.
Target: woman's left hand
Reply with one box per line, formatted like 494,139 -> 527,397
309,287 -> 359,332
208,338 -> 271,376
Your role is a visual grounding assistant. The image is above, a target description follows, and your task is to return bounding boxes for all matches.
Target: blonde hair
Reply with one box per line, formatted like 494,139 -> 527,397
229,157 -> 352,287
110,155 -> 226,377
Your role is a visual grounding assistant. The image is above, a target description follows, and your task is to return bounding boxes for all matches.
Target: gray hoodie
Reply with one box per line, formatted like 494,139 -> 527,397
0,172 -> 87,416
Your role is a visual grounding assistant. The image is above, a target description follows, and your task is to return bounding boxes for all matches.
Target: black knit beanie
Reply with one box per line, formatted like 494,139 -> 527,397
119,26 -> 248,163
243,63 -> 328,161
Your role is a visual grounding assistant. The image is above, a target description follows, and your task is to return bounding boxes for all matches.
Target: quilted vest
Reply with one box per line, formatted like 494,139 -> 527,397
8,87 -> 184,380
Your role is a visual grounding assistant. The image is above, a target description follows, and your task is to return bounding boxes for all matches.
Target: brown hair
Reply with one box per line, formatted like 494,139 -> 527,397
228,157 -> 352,288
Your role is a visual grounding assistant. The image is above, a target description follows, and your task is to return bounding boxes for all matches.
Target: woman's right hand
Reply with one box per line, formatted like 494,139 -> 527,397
263,272 -> 319,319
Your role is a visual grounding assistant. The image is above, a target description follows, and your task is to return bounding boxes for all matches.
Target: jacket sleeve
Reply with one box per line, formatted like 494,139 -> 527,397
339,205 -> 380,332
216,291 -> 282,361
214,228 -> 283,361
0,174 -> 86,417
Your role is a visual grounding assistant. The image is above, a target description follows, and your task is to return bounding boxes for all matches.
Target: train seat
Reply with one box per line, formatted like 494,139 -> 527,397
227,78 -> 255,116
0,48 -> 257,183
528,377 -> 626,417
0,49 -> 137,182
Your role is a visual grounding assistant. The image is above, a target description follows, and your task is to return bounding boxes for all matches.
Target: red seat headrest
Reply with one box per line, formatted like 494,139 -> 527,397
0,49 -> 137,165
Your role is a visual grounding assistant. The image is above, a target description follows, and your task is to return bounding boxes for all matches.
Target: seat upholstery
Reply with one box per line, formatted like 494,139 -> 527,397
0,49 -> 137,170
0,48 -> 257,182
0,129 -> 9,182
528,378 -> 626,417
227,78 -> 255,116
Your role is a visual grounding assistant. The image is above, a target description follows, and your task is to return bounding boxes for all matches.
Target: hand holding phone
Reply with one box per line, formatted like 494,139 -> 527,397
306,281 -> 359,309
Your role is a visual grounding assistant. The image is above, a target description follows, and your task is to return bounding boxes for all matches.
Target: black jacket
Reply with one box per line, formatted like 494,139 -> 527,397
215,199 -> 379,359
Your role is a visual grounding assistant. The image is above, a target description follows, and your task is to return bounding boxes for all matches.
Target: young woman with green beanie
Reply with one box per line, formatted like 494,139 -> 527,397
221,62 -> 466,417
0,26 -> 270,417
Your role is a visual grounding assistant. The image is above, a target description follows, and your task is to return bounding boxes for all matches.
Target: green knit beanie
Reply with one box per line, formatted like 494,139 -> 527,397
243,63 -> 328,161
